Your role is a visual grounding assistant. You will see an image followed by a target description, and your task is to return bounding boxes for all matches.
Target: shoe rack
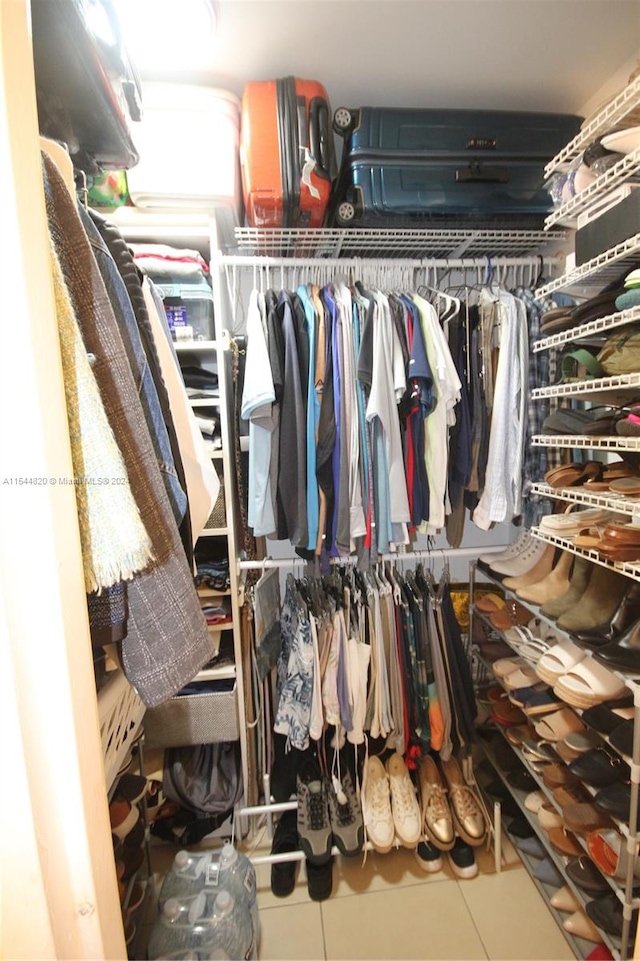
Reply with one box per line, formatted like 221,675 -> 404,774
471,77 -> 640,959
469,559 -> 640,960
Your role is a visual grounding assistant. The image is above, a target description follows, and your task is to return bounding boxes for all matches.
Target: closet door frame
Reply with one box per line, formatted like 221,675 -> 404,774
1,2 -> 125,958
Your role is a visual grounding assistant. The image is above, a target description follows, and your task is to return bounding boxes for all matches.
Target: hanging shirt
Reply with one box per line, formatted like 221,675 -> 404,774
412,294 -> 461,534
337,282 -> 366,548
275,291 -> 308,549
241,290 -> 277,536
472,288 -> 528,529
366,291 -> 411,529
297,285 -> 320,550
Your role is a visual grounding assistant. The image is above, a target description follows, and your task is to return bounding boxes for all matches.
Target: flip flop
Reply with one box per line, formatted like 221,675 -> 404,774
475,592 -> 506,613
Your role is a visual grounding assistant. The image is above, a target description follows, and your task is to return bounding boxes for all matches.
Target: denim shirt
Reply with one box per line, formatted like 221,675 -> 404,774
78,207 -> 188,527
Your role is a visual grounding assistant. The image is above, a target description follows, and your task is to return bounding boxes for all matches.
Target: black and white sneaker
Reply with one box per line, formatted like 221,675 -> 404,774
327,769 -> 364,857
447,837 -> 478,879
414,840 -> 443,873
297,756 -> 332,865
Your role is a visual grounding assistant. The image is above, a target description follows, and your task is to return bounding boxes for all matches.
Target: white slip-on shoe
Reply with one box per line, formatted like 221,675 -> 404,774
361,756 -> 394,854
386,752 -> 422,848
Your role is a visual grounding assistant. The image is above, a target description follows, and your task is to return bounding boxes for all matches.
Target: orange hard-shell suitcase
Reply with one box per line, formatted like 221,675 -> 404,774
240,76 -> 336,228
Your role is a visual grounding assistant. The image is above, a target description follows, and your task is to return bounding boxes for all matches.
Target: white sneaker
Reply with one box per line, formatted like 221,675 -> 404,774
386,753 -> 422,848
362,756 -> 394,854
479,530 -> 531,566
490,537 -> 549,577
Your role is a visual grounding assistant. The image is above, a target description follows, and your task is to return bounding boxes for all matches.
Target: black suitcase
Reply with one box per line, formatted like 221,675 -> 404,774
31,0 -> 142,173
330,106 -> 582,227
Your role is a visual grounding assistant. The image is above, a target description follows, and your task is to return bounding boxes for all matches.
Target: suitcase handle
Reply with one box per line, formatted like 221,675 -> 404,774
309,98 -> 332,181
456,163 -> 510,184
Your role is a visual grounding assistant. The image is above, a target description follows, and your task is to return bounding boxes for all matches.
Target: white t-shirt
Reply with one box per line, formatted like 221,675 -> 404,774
412,294 -> 461,533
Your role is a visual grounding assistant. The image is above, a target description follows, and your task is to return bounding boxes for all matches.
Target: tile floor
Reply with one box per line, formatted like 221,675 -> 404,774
143,829 -> 575,961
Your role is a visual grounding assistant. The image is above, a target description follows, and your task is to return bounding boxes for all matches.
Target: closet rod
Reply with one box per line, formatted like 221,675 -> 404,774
237,545 -> 507,572
215,254 -> 557,270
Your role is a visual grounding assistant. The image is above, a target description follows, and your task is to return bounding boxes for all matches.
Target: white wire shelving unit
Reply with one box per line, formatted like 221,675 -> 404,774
531,482 -> 640,518
530,526 -> 640,583
533,306 -> 640,353
535,234 -> 640,299
532,435 -> 640,452
544,75 -> 640,177
531,372 -> 640,405
230,226 -> 567,260
545,147 -> 640,230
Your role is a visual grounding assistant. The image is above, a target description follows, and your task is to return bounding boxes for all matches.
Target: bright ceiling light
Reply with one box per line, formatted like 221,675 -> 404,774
114,0 -> 218,72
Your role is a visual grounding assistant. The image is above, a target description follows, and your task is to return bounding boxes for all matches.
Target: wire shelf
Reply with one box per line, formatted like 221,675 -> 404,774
532,434 -> 640,452
531,482 -> 640,518
531,526 -> 640,583
531,372 -> 640,404
545,148 -> 640,229
535,234 -> 640,299
533,306 -> 640,353
230,227 -> 567,260
545,76 -> 640,176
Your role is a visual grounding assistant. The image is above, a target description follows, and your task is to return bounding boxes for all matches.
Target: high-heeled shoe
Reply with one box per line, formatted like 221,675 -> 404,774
572,582 -> 640,648
555,567 -> 629,635
593,620 -> 640,674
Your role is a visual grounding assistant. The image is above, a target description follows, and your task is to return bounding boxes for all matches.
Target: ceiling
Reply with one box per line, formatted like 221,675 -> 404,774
141,0 -> 640,117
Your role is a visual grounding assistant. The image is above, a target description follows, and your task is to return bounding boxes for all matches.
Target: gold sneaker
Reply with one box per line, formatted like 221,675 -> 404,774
417,755 -> 455,851
441,756 -> 487,847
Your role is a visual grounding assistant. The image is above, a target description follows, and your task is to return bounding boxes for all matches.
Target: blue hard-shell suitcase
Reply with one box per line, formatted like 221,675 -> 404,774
330,106 -> 582,227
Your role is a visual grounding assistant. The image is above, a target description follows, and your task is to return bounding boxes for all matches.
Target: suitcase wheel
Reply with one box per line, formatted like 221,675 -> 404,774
335,199 -> 356,225
333,107 -> 355,135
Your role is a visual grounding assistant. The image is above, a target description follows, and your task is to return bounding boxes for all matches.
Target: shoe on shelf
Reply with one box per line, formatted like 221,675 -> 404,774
562,909 -> 603,943
361,755 -> 394,854
440,757 -> 486,847
585,892 -> 639,940
270,809 -> 299,898
502,545 -> 557,592
593,621 -> 640,675
327,767 -> 364,857
489,538 -> 549,578
447,837 -> 478,879
572,582 -> 640,648
109,797 -> 140,841
541,557 -> 593,620
414,840 -> 443,873
551,884 -> 581,913
479,531 -> 531,566
556,567 -> 628,635
515,550 -> 573,605
115,774 -> 149,805
417,755 -> 455,851
386,752 -> 422,849
296,755 -> 332,866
